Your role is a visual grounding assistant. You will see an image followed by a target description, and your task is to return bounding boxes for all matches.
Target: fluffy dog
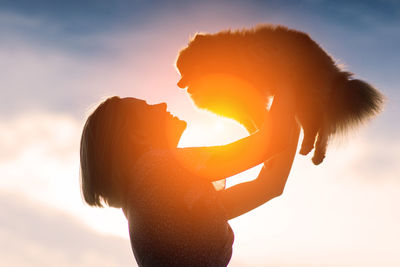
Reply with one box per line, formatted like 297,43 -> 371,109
176,24 -> 384,165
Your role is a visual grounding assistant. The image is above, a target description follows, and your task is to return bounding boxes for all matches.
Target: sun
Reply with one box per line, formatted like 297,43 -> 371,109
178,110 -> 263,188
214,120 -> 225,132
178,112 -> 245,147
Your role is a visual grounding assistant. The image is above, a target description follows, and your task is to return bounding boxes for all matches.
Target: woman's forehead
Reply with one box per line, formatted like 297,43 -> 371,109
122,97 -> 148,107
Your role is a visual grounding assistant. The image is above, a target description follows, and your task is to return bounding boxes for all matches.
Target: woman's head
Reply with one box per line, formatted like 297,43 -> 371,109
80,96 -> 186,208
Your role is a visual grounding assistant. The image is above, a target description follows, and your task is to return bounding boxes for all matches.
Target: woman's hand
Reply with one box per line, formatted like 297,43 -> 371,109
260,90 -> 296,156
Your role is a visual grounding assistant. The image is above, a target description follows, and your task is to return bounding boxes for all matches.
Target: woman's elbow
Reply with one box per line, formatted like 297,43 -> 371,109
257,180 -> 286,201
266,185 -> 283,199
269,181 -> 286,199
273,187 -> 284,198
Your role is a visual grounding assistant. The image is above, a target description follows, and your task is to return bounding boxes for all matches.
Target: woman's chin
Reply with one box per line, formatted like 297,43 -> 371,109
165,118 -> 187,149
175,119 -> 187,141
178,118 -> 187,131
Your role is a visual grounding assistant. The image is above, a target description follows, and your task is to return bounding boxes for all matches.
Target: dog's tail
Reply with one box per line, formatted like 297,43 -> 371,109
327,72 -> 384,135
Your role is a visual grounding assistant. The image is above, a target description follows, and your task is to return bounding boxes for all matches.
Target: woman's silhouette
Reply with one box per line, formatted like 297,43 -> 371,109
80,92 -> 299,266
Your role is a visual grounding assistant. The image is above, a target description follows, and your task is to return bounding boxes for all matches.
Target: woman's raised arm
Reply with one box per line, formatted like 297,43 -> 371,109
175,91 -> 296,181
217,122 -> 299,220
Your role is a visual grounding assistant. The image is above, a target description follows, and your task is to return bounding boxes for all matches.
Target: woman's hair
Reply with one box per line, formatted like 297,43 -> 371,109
80,96 -> 151,208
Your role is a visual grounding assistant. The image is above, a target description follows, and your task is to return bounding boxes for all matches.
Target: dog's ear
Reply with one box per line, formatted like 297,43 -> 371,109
194,34 -> 206,41
192,34 -> 209,44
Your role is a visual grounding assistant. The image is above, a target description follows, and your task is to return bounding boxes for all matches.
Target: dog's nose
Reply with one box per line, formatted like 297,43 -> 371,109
177,77 -> 187,89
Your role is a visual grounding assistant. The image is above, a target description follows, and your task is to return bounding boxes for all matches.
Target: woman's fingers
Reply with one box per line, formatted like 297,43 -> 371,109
270,90 -> 296,122
267,90 -> 297,154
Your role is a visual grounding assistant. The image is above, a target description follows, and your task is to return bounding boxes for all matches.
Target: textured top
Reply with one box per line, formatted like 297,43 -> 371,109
126,149 -> 234,267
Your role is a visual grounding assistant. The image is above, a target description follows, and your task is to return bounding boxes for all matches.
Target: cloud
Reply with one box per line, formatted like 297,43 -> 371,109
1,0 -> 398,119
0,111 -> 132,236
0,0 -> 150,36
1,110 -> 399,267
0,191 -> 135,267
226,131 -> 400,266
0,112 -> 81,195
0,80 -> 398,267
0,3 -> 271,117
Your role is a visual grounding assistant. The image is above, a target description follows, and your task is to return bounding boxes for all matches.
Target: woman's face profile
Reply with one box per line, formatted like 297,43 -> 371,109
123,98 -> 187,149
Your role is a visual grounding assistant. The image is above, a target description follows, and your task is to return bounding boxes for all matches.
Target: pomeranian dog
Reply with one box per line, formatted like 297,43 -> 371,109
176,24 -> 384,165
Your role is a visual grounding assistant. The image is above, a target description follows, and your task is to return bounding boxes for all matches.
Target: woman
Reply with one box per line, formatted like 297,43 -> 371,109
80,92 -> 299,266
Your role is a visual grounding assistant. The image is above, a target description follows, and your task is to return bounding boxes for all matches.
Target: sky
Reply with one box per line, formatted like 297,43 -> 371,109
0,0 -> 399,266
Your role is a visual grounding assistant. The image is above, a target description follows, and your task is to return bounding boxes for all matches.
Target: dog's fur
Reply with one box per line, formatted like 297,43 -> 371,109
176,24 -> 384,165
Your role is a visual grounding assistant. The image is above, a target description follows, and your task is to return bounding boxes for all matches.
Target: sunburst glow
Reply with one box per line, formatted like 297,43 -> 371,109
178,111 -> 263,188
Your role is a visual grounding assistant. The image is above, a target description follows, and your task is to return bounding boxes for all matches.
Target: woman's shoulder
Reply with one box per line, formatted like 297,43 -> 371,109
132,148 -> 212,178
126,149 -> 184,207
134,148 -> 183,170
131,148 -> 208,187
130,149 -> 178,182
132,148 -> 225,193
127,149 -> 214,212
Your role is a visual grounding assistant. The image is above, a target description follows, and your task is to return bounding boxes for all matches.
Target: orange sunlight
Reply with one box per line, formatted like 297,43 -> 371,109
185,73 -> 267,133
178,111 -> 264,188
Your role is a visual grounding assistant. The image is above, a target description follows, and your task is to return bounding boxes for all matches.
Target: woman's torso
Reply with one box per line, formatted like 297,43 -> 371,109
126,149 -> 234,267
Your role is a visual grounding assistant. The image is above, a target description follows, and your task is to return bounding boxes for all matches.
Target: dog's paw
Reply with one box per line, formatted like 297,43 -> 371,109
312,154 -> 325,165
299,141 -> 313,155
